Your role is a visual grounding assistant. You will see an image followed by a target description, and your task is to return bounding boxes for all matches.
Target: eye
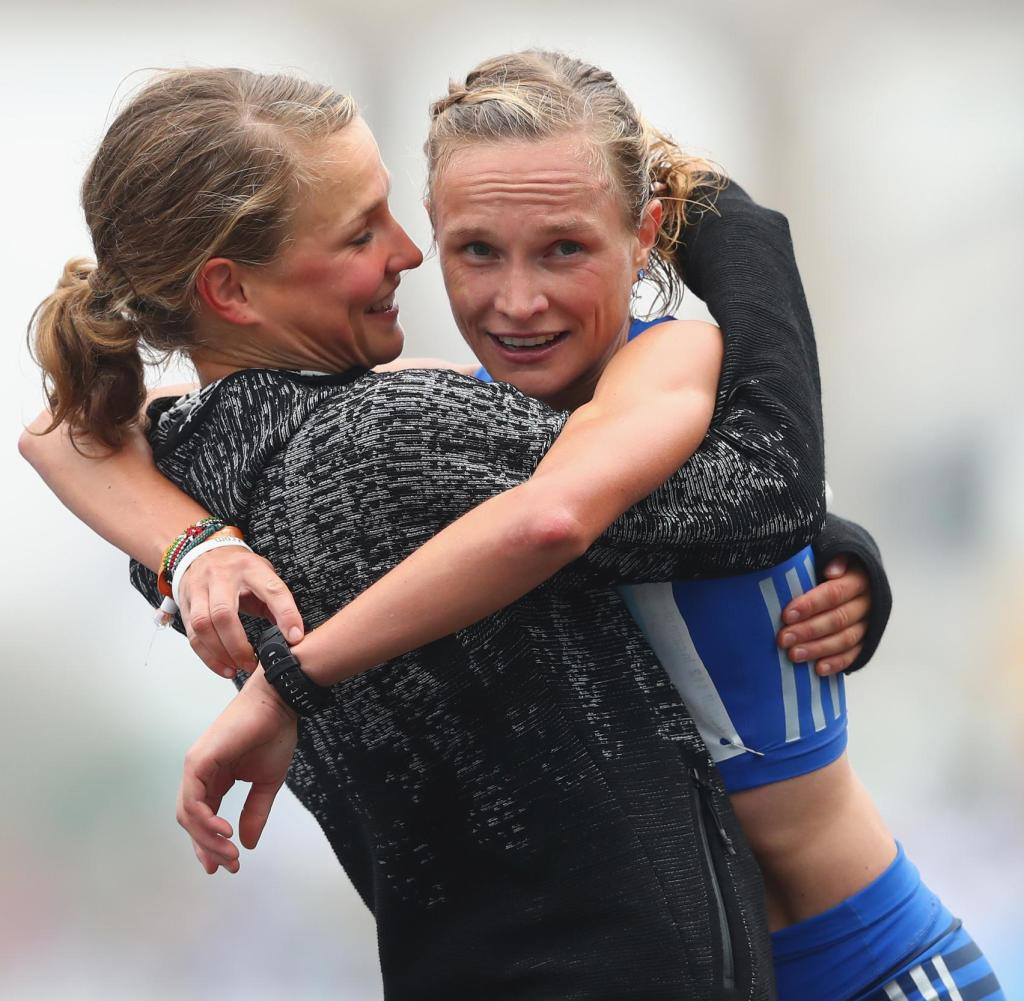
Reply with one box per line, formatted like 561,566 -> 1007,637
552,240 -> 583,257
464,241 -> 493,258
350,230 -> 373,246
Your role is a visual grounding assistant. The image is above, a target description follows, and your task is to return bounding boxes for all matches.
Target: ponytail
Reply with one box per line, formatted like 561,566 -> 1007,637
29,258 -> 145,451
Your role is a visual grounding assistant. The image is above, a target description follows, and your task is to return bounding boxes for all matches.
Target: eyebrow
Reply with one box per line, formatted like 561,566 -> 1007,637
444,217 -> 598,243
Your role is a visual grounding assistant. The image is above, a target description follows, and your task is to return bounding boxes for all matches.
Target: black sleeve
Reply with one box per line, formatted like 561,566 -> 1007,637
339,370 -> 823,585
812,513 -> 893,673
577,180 -> 829,582
678,179 -> 825,454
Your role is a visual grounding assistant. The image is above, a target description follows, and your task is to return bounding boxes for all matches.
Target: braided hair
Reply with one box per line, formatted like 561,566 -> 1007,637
426,50 -> 723,313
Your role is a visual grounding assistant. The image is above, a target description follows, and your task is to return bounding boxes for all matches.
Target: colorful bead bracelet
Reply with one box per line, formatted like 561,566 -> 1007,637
157,517 -> 244,597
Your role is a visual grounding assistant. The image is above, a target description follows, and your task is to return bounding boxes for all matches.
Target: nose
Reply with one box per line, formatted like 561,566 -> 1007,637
388,218 -> 424,274
495,265 -> 548,322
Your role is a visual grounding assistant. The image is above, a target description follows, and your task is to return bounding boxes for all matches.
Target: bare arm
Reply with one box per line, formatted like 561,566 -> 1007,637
293,320 -> 723,684
19,386 -> 203,570
19,386 -> 304,676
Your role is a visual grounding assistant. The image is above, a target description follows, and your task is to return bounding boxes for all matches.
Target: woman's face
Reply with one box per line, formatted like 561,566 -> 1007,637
432,133 -> 657,410
244,117 -> 423,371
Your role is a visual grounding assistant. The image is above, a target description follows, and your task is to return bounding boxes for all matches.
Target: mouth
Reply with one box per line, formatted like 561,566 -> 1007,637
366,294 -> 396,315
487,330 -> 569,359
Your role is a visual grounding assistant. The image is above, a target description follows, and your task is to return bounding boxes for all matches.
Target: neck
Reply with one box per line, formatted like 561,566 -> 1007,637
536,320 -> 630,412
190,340 -> 355,387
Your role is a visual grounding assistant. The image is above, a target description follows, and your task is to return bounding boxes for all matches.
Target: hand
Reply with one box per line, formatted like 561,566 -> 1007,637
777,555 -> 870,676
177,547 -> 305,679
177,669 -> 298,874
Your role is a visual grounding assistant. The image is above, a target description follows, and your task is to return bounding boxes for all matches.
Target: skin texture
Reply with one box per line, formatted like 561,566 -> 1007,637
432,133 -> 660,411
192,119 -> 423,384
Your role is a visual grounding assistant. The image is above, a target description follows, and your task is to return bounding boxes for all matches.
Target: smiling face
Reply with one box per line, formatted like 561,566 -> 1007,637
431,133 -> 658,410
244,117 -> 424,371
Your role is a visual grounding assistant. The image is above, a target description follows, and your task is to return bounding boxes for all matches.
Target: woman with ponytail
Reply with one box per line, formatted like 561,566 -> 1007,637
20,55 -> 968,999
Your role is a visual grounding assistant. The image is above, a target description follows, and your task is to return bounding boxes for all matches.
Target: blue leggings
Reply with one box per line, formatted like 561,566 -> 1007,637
771,844 -> 1004,1001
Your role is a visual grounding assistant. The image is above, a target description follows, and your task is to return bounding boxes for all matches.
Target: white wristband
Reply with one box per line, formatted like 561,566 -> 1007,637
171,536 -> 254,610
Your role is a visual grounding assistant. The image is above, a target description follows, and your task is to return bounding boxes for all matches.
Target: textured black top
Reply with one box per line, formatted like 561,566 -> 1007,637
132,181 -> 828,1000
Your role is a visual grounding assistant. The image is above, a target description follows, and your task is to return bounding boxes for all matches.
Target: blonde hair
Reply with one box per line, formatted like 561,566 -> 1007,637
29,68 -> 357,449
426,50 -> 724,313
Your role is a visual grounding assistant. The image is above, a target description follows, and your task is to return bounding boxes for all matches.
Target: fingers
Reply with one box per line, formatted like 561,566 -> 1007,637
184,588 -> 239,680
206,575 -> 256,669
181,550 -> 305,679
178,753 -> 239,874
822,554 -> 848,579
780,594 -> 871,649
781,563 -> 869,626
779,558 -> 872,677
239,780 -> 284,850
816,644 -> 863,677
787,616 -> 868,663
192,839 -> 238,876
247,574 -> 305,646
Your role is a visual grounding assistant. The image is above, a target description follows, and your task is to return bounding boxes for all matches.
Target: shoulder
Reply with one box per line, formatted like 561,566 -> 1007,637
346,368 -> 566,433
635,318 -> 721,344
617,319 -> 723,392
307,369 -> 568,478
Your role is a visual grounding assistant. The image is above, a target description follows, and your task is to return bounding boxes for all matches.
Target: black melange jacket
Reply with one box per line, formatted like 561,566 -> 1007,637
130,183 -> 879,1000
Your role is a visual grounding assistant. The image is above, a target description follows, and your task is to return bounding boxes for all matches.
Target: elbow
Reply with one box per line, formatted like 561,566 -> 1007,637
513,500 -> 593,566
19,406 -> 64,471
18,425 -> 47,471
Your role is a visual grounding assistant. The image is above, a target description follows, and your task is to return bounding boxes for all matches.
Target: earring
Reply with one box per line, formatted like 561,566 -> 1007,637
631,267 -> 648,308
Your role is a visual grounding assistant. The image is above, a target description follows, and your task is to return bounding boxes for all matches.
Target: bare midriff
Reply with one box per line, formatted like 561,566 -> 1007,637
729,752 -> 897,931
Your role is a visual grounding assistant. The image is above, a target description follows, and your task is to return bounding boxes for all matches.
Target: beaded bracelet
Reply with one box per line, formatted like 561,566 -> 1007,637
154,526 -> 250,627
158,517 -> 221,596
157,518 -> 244,596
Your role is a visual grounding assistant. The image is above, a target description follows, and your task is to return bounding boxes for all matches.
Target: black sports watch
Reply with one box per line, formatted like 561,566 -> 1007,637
257,625 -> 331,717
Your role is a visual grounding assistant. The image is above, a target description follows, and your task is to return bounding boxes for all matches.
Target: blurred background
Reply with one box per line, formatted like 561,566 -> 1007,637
5,0 -> 1022,997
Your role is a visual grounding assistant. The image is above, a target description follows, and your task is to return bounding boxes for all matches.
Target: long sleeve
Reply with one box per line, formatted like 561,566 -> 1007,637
577,182 -> 828,582
678,179 -> 824,449
813,512 -> 893,672
325,370 -> 822,588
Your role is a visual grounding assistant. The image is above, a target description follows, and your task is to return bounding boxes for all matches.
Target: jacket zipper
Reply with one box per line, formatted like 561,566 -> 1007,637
691,767 -> 741,996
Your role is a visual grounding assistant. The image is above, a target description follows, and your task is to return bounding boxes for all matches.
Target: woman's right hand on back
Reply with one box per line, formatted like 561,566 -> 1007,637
176,547 -> 305,679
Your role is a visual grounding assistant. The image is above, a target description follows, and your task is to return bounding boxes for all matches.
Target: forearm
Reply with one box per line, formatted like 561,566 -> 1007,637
294,477 -> 585,683
20,409 -> 210,571
293,341 -> 720,685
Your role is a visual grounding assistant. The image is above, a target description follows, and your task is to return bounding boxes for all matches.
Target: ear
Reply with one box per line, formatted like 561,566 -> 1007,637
196,258 -> 261,326
634,198 -> 664,269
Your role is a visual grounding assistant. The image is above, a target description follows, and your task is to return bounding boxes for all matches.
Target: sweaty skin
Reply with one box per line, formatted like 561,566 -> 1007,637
433,132 -> 656,411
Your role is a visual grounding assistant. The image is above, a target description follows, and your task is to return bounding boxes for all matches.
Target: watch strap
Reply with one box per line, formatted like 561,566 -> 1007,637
257,625 -> 331,716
